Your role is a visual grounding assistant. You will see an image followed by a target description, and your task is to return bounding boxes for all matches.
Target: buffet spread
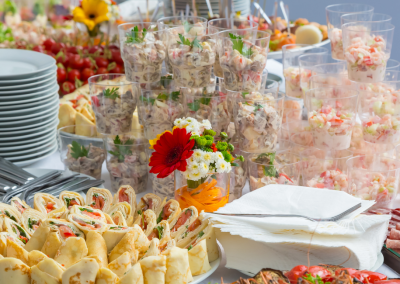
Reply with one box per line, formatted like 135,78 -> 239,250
1,0 -> 400,283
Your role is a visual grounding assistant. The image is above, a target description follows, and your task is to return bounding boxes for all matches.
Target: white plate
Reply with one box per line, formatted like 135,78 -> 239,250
0,65 -> 57,86
0,73 -> 57,90
0,95 -> 58,116
0,110 -> 57,130
0,84 -> 59,101
0,49 -> 55,79
0,89 -> 58,106
5,140 -> 57,161
0,124 -> 56,141
0,132 -> 56,150
0,104 -> 58,125
0,92 -> 58,111
268,39 -> 331,60
0,78 -> 57,95
238,252 -> 384,276
0,119 -> 58,137
0,136 -> 56,155
12,144 -> 58,167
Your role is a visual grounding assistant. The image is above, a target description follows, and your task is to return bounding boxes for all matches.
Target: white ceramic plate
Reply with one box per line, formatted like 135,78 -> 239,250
0,111 -> 58,131
0,49 -> 55,79
0,104 -> 58,125
5,140 -> 57,161
0,78 -> 57,95
268,40 -> 331,60
0,89 -> 58,106
0,132 -> 56,150
0,124 -> 56,141
0,84 -> 59,101
0,119 -> 58,137
12,144 -> 57,167
0,92 -> 58,111
0,73 -> 56,90
0,136 -> 56,155
0,65 -> 57,86
0,95 -> 58,116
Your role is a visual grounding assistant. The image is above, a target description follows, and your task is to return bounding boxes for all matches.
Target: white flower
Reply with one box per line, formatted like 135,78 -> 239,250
202,152 -> 213,164
174,118 -> 186,128
192,149 -> 203,162
214,152 -> 224,161
189,170 -> 203,181
199,162 -> 209,174
226,163 -> 232,173
201,120 -> 212,130
185,117 -> 196,124
186,122 -> 200,133
190,131 -> 200,136
188,161 -> 200,172
216,160 -> 229,173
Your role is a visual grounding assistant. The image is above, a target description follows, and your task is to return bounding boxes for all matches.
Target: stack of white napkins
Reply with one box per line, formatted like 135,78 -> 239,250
204,185 -> 390,274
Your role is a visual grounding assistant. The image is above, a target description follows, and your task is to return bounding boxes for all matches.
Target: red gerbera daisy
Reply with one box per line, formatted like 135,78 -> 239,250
149,127 -> 195,178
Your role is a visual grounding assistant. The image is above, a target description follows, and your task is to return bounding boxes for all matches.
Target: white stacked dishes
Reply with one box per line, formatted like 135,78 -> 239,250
0,49 -> 58,166
175,0 -> 250,18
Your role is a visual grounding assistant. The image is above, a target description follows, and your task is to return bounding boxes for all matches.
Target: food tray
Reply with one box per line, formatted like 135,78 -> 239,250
382,245 -> 400,274
267,39 -> 331,60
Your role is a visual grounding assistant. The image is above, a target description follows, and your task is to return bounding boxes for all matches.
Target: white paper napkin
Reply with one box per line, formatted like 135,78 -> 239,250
204,185 -> 390,273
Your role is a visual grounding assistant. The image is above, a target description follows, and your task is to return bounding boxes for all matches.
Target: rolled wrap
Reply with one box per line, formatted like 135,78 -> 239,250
137,194 -> 163,215
156,199 -> 181,225
31,265 -> 59,284
67,214 -> 108,235
24,222 -> 50,252
0,257 -> 30,284
113,185 -> 136,219
36,258 -> 65,281
129,225 -> 151,255
0,202 -> 22,223
187,239 -> 211,276
2,217 -> 30,244
10,197 -> 30,215
110,211 -> 127,226
34,193 -> 64,215
134,209 -> 156,236
147,220 -> 171,248
59,191 -> 85,209
140,238 -> 160,260
7,238 -> 29,264
107,251 -> 131,277
43,218 -> 85,240
118,263 -> 144,284
86,231 -> 108,268
102,225 -> 132,254
62,257 -> 99,284
41,231 -> 63,258
108,202 -> 133,226
28,250 -> 48,267
54,236 -> 88,268
47,206 -> 68,219
96,267 -> 119,284
164,247 -> 193,284
139,255 -> 167,284
170,206 -> 198,239
109,229 -> 137,263
21,208 -> 47,236
86,187 -> 113,212
175,216 -> 206,247
70,205 -> 109,224
0,232 -> 25,256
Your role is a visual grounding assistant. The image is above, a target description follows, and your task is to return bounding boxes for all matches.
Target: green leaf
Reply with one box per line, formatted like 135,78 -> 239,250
177,34 -> 191,46
231,162 -> 239,167
160,75 -> 173,88
242,91 -> 249,99
188,101 -> 200,112
188,245 -> 193,251
263,165 -> 277,178
183,21 -> 192,33
156,93 -> 169,101
211,174 -> 217,179
177,34 -> 203,50
126,26 -> 147,44
70,141 -> 89,159
4,211 -> 17,222
103,87 -> 120,100
254,104 -> 263,113
28,218 -> 32,229
171,91 -> 181,101
140,96 -> 156,105
156,225 -> 164,239
64,198 -> 71,208
156,208 -> 164,223
198,231 -> 204,238
191,37 -> 203,50
229,33 -> 244,54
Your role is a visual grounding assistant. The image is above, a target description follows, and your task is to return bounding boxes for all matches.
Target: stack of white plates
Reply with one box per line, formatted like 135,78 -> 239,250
0,49 -> 58,167
175,0 -> 250,18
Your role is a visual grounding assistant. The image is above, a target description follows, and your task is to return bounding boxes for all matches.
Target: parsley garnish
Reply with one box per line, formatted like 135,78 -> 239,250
156,226 -> 164,239
64,198 -> 71,208
70,141 -> 90,159
103,87 -> 120,100
242,91 -> 249,99
141,91 -> 181,105
187,95 -> 212,112
108,135 -> 134,162
188,245 -> 193,251
254,104 -> 263,113
183,21 -> 192,33
198,231 -> 204,238
229,33 -> 254,57
4,211 -> 17,222
79,207 -> 94,213
303,274 -> 331,284
160,75 -> 173,88
137,210 -> 142,215
126,26 -> 147,44
157,208 -> 164,223
255,153 -> 278,178
177,34 -> 203,50
28,218 -> 33,229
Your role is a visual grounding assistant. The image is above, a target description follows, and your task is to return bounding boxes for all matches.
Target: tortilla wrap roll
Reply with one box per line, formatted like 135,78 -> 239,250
41,231 -> 63,258
2,217 -> 30,244
86,187 -> 113,212
109,229 -> 137,263
118,263 -> 144,284
147,220 -> 171,247
160,239 -> 176,253
21,208 -> 47,236
156,199 -> 181,225
28,250 -> 48,267
86,231 -> 108,268
36,258 -> 65,281
58,103 -> 76,130
62,258 -> 99,284
70,205 -> 110,224
113,185 -> 136,218
108,251 -> 132,277
43,218 -> 85,240
59,191 -> 85,209
68,214 -> 108,235
164,247 -> 193,284
34,193 -> 64,215
170,206 -> 198,239
140,238 -> 160,260
174,216 -> 206,247
139,255 -> 167,284
10,197 -> 30,215
187,239 -> 211,276
47,206 -> 68,219
102,225 -> 131,254
96,267 -> 120,284
0,232 -> 25,256
0,257 -> 30,284
7,238 -> 29,264
129,225 -> 151,255
137,193 -> 163,215
110,211 -> 127,226
134,209 -> 156,236
0,202 -> 22,223
108,202 -> 133,226
31,265 -> 59,284
104,213 -> 115,224
54,236 -> 88,268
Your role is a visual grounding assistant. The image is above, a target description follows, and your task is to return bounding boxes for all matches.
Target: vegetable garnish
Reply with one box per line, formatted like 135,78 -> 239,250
229,33 -> 254,57
156,225 -> 164,239
156,208 -> 163,223
103,87 -> 120,100
183,21 -> 193,33
140,91 -> 181,105
303,274 -> 331,284
177,34 -> 203,50
255,152 -> 278,178
70,141 -> 90,159
108,135 -> 134,162
126,26 -> 147,43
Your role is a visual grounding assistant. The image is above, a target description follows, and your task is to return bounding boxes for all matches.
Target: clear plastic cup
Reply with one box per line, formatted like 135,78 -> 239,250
118,23 -> 167,83
305,87 -> 359,150
301,148 -> 353,191
386,59 -> 400,71
350,140 -> 395,158
346,155 -> 400,209
233,90 -> 284,153
357,72 -> 400,93
358,89 -> 400,144
341,13 -> 391,25
167,26 -> 216,88
326,4 -> 374,60
281,120 -> 310,140
342,21 -> 395,83
89,74 -> 139,135
309,73 -> 358,90
58,125 -> 105,180
138,79 -> 185,140
282,44 -> 328,99
248,150 -> 302,191
218,30 -> 270,92
289,130 -> 314,148
229,141 -> 248,202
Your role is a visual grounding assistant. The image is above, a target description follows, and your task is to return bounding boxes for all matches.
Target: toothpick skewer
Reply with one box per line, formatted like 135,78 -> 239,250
172,0 -> 176,17
146,0 -> 149,22
186,3 -> 190,17
273,1 -> 278,32
205,0 -> 213,18
192,0 -> 197,17
137,7 -> 144,28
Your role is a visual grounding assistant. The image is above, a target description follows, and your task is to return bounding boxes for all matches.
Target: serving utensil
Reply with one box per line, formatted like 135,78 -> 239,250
280,1 -> 290,36
253,2 -> 272,25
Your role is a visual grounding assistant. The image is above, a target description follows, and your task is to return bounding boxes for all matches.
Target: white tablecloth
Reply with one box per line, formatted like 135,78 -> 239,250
28,59 -> 399,282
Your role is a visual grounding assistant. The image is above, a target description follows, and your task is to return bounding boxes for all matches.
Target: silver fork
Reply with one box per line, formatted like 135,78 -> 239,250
210,203 -> 362,222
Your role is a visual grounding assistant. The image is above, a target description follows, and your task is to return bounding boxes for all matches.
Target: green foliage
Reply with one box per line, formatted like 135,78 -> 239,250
4,0 -> 17,15
303,274 -> 331,284
70,141 -> 89,159
103,87 -> 120,100
227,143 -> 234,152
222,151 -> 232,162
155,226 -> 164,239
228,33 -> 254,57
204,139 -> 213,147
195,136 -> 207,146
126,26 -> 147,43
177,34 -> 203,50
242,91 -> 249,99
203,129 -> 216,136
0,23 -> 13,43
108,135 -> 134,162
142,91 -> 181,105
216,141 -> 228,151
219,132 -> 228,140
183,21 -> 192,33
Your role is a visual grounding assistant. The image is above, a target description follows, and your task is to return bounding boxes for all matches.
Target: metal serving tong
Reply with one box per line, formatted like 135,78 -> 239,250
0,157 -> 36,186
210,203 -> 362,222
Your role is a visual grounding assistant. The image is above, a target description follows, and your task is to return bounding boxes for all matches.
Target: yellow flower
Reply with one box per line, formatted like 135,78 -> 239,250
73,0 -> 109,31
149,130 -> 172,149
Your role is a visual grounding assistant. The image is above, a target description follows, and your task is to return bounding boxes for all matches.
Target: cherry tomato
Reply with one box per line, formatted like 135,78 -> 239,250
374,281 -> 400,284
68,69 -> 81,82
67,46 -> 82,54
305,266 -> 331,279
81,68 -> 95,81
56,53 -> 69,68
96,67 -> 108,74
45,51 -> 56,58
57,67 -> 67,83
82,57 -> 93,69
285,265 -> 308,284
88,45 -> 102,54
43,38 -> 56,51
51,43 -> 66,55
111,50 -> 124,65
109,64 -> 123,73
108,44 -> 119,50
69,54 -> 84,70
61,81 -> 76,95
95,57 -> 109,68
360,271 -> 387,283
32,45 -> 44,53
